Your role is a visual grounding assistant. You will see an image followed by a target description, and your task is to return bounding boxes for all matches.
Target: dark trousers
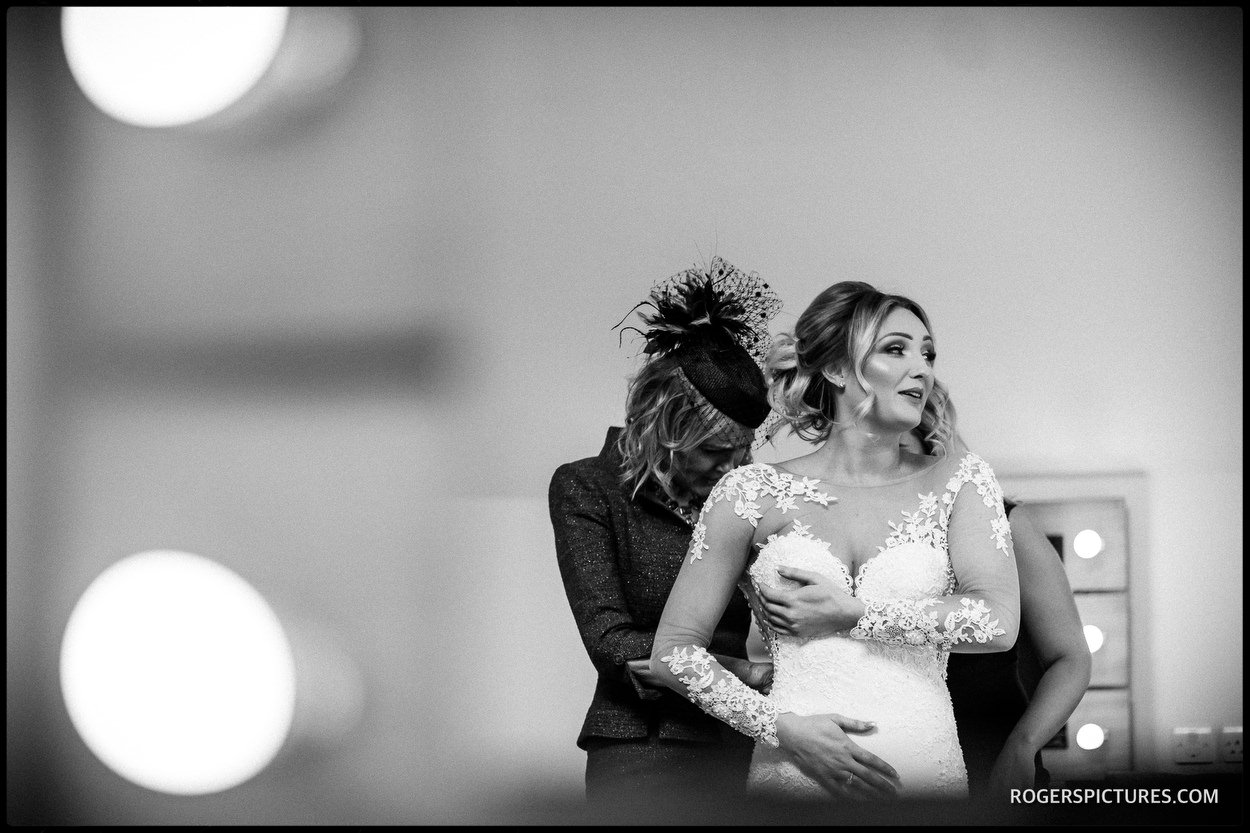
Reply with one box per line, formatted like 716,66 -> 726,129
584,730 -> 753,815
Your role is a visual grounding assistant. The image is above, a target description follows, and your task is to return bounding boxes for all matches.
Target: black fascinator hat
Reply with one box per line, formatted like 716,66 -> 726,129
619,256 -> 782,442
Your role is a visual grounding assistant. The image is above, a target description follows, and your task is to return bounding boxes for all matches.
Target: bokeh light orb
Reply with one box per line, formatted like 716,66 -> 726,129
62,7 -> 289,128
1084,624 -> 1105,653
1076,723 -> 1106,750
1073,529 -> 1104,559
60,550 -> 296,795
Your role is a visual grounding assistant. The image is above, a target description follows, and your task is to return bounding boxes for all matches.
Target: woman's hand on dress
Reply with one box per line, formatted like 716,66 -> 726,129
756,567 -> 865,638
717,656 -> 775,693
988,738 -> 1038,795
774,712 -> 902,799
739,660 -> 774,693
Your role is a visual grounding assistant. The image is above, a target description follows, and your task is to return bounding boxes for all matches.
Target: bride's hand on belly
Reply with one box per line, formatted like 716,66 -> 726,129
775,712 -> 902,798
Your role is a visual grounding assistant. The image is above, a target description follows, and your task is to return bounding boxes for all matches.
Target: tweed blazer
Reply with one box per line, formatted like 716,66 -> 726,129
550,428 -> 753,749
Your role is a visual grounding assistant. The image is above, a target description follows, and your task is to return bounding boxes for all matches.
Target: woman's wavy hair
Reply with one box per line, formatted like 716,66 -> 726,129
765,281 -> 956,454
616,353 -> 748,500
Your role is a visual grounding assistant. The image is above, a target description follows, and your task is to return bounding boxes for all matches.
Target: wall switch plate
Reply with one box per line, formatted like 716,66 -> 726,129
1172,727 -> 1215,764
1219,726 -> 1243,763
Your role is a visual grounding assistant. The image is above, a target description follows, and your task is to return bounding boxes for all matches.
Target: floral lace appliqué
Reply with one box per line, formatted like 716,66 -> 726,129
882,491 -> 945,552
850,598 -> 943,647
851,454 -> 1012,651
851,596 -> 1005,650
661,645 -> 779,747
689,464 -> 834,563
759,518 -> 833,553
939,452 -> 1013,556
943,597 -> 1006,645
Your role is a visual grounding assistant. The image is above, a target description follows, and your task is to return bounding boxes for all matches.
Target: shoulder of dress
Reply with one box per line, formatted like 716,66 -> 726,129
706,461 -> 835,510
702,464 -> 757,503
698,463 -> 778,508
714,462 -> 778,487
940,452 -> 1013,552
959,450 -> 1000,479
936,449 -> 997,479
958,449 -> 989,466
711,461 -> 808,493
690,465 -> 780,551
938,450 -> 1009,524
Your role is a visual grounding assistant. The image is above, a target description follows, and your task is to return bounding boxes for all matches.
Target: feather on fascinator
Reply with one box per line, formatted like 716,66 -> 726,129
618,256 -> 782,439
625,256 -> 782,368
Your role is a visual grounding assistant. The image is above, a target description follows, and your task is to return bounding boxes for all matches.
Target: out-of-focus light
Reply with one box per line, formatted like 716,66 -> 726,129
61,7 -> 289,128
1076,723 -> 1106,750
1073,529 -> 1104,559
1084,624 -> 1105,653
60,550 -> 296,795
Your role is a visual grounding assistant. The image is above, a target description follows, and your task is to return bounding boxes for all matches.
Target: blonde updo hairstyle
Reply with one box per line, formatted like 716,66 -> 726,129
765,281 -> 956,453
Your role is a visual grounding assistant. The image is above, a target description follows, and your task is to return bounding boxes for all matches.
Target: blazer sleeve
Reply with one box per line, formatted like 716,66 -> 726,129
549,463 -> 661,697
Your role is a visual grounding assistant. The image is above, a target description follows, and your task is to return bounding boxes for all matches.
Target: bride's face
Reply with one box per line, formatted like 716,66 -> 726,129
840,307 -> 935,433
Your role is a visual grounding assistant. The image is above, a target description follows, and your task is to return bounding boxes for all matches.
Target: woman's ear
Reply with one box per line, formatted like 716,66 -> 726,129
821,367 -> 846,388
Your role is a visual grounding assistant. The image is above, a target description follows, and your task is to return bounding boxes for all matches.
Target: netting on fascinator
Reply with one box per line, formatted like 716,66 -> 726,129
640,256 -> 782,368
617,256 -> 783,449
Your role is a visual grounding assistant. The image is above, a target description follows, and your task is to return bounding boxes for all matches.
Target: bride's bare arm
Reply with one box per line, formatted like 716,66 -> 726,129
989,505 -> 1090,791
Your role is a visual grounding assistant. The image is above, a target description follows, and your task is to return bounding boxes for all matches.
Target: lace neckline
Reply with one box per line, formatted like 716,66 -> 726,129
768,452 -> 943,488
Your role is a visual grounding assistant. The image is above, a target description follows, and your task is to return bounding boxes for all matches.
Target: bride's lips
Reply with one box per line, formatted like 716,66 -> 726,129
898,387 -> 925,402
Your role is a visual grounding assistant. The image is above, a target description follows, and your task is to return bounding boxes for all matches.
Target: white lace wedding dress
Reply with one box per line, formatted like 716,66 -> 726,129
745,518 -> 968,799
659,451 -> 1015,802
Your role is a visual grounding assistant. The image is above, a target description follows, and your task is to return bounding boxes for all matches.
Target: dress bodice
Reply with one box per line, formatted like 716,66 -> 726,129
746,518 -> 958,702
672,452 -> 1015,800
743,521 -> 970,799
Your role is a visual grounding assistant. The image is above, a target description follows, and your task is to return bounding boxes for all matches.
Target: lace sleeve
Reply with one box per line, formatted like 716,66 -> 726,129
850,453 -> 1021,653
659,645 -> 779,746
651,466 -> 781,746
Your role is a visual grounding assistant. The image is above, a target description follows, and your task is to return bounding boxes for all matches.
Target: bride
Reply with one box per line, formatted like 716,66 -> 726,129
650,280 -> 1020,801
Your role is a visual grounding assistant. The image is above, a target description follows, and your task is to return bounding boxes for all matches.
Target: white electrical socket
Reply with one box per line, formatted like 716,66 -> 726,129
1172,727 -> 1215,764
1219,726 -> 1243,763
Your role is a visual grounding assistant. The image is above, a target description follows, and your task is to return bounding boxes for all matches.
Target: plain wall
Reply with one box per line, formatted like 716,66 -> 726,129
7,6 -> 1242,824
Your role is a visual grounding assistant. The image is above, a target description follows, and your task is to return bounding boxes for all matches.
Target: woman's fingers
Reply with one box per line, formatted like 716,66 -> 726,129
828,714 -> 875,734
766,614 -> 793,633
829,762 -> 898,799
851,748 -> 902,787
754,580 -> 782,602
776,565 -> 824,586
851,764 -> 900,796
758,600 -> 793,630
759,598 -> 788,617
826,769 -> 881,800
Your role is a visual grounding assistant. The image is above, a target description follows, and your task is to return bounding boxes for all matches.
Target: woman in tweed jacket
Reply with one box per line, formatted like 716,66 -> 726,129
550,258 -> 894,809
